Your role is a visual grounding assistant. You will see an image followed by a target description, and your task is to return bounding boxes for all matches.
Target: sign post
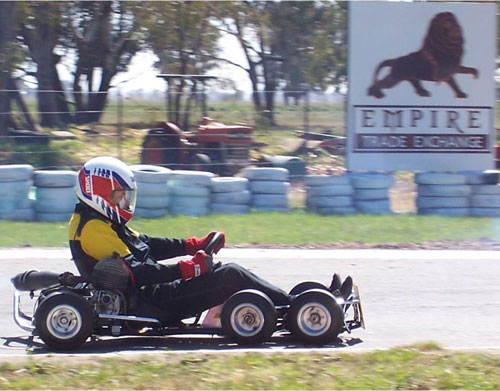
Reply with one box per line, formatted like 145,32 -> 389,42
347,2 -> 496,171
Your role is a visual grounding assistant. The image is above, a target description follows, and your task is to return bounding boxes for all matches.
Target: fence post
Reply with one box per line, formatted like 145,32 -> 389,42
117,88 -> 123,160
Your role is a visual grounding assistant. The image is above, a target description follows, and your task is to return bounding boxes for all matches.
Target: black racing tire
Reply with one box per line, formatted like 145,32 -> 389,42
289,281 -> 329,296
287,289 -> 343,345
35,292 -> 93,351
221,289 -> 277,345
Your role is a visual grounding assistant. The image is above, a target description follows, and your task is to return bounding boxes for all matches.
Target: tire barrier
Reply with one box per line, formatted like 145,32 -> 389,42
33,170 -> 78,222
210,177 -> 250,215
261,155 -> 306,182
242,168 -> 290,212
130,165 -> 171,219
0,164 -> 34,221
305,174 -> 354,215
350,172 -> 394,214
415,170 -> 500,217
169,170 -> 214,216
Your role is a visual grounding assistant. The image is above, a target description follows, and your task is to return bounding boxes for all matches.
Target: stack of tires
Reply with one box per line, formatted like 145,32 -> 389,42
34,170 -> 78,222
169,170 -> 215,216
415,172 -> 470,216
0,164 -> 34,221
210,177 -> 250,214
463,170 -> 500,217
242,167 -> 290,212
305,175 -> 355,215
130,165 -> 171,219
351,173 -> 394,214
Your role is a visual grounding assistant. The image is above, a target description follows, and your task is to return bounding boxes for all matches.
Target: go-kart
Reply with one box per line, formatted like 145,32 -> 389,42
11,233 -> 364,351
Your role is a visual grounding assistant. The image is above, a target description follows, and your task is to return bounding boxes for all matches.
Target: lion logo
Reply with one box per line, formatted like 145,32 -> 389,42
367,12 -> 478,99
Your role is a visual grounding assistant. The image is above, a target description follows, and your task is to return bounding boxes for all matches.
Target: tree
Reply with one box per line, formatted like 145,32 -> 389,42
219,1 -> 347,124
21,2 -> 71,128
141,1 -> 220,129
69,1 -> 142,124
0,2 -> 18,134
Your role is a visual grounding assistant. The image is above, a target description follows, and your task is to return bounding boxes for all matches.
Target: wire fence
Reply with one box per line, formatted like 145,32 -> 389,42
0,88 -> 347,173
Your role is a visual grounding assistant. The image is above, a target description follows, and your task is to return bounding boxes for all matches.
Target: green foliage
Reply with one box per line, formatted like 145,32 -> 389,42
0,139 -> 81,169
2,211 -> 500,248
1,346 -> 500,389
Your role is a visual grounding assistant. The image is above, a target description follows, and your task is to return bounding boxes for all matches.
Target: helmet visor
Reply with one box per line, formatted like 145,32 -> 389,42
111,188 -> 137,213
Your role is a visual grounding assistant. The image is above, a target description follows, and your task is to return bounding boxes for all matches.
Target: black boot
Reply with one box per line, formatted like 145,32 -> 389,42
339,276 -> 353,300
329,273 -> 342,293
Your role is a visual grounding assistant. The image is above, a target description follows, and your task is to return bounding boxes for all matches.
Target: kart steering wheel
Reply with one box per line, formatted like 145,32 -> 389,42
204,231 -> 224,256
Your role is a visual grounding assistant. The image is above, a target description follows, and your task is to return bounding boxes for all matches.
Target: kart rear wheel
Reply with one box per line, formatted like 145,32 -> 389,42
289,281 -> 328,296
35,292 -> 93,351
221,289 -> 277,345
287,289 -> 343,345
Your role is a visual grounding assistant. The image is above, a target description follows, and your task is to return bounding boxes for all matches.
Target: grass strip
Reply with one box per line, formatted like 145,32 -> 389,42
0,344 -> 499,390
1,211 -> 500,248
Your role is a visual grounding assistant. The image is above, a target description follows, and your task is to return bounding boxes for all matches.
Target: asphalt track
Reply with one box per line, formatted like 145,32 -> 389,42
1,248 -> 499,357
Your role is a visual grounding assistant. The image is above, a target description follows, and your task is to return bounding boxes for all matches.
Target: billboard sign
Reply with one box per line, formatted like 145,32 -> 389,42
347,2 -> 496,171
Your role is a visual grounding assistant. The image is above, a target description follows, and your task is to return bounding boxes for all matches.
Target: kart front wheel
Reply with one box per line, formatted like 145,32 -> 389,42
287,289 -> 343,345
221,289 -> 277,345
35,292 -> 93,351
289,281 -> 328,296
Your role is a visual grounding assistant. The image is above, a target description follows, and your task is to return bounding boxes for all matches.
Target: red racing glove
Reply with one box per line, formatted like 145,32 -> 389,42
185,231 -> 225,255
177,250 -> 213,281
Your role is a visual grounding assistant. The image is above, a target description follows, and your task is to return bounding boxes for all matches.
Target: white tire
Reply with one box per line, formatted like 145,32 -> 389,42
168,183 -> 211,197
0,207 -> 35,221
458,170 -> 499,185
417,196 -> 468,208
36,212 -> 73,222
417,184 -> 471,197
469,208 -> 500,217
304,175 -> 350,186
471,185 -> 500,195
310,206 -> 357,215
252,194 -> 289,208
307,195 -> 353,208
0,164 -> 33,181
211,177 -> 248,193
249,181 -> 290,194
137,181 -> 169,197
35,198 -> 76,213
470,194 -> 500,208
354,188 -> 389,200
0,199 -> 16,213
170,195 -> 209,208
170,205 -> 210,216
418,208 -> 469,217
350,173 -> 394,189
241,167 -> 289,182
130,165 -> 171,183
252,206 -> 289,212
354,199 -> 392,214
307,184 -> 353,197
36,186 -> 76,201
0,180 -> 31,198
170,170 -> 215,187
136,195 -> 170,209
211,203 -> 249,214
212,190 -> 251,205
414,172 -> 467,185
33,171 -> 77,188
135,207 -> 169,219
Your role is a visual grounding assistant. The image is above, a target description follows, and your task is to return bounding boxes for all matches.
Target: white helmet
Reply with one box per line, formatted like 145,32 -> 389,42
76,156 -> 137,224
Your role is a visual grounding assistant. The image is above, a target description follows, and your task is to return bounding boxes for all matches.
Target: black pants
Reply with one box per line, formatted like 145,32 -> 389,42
141,263 -> 291,321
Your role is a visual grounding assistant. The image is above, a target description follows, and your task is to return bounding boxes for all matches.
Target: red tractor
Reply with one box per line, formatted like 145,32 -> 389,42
141,117 -> 253,175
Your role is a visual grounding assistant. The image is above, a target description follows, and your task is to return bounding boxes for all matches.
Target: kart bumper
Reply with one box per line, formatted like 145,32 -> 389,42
13,290 -> 35,332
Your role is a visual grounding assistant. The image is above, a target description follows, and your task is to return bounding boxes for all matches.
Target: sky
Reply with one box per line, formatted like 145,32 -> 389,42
58,32 -> 252,95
